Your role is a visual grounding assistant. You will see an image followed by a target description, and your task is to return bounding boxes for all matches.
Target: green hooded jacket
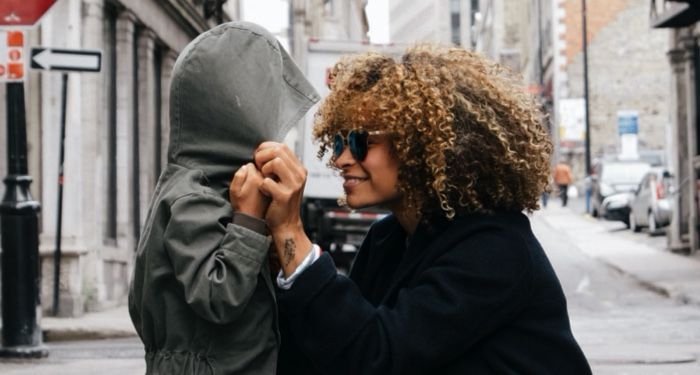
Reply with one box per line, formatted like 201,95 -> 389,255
128,21 -> 319,374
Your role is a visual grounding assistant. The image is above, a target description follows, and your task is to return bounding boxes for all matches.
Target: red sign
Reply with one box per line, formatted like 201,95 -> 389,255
1,30 -> 26,81
0,0 -> 57,27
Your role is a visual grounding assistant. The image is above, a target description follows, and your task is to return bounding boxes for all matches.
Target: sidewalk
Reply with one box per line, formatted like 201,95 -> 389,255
41,305 -> 136,342
535,201 -> 700,307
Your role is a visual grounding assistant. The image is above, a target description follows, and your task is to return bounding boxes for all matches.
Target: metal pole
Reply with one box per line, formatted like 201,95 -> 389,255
52,73 -> 68,316
0,82 -> 48,358
582,0 -> 591,175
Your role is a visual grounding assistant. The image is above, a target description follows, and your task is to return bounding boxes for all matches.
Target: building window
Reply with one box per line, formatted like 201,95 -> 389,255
470,0 -> 480,49
154,45 -> 163,180
132,27 -> 141,239
104,4 -> 118,242
324,0 -> 335,17
695,42 -> 700,158
450,0 -> 461,46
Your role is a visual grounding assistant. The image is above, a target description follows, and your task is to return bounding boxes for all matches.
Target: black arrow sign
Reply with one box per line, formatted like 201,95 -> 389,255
30,48 -> 101,72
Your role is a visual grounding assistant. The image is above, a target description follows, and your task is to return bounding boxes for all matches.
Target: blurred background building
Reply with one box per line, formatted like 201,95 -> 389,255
650,0 -> 700,253
0,0 -> 237,317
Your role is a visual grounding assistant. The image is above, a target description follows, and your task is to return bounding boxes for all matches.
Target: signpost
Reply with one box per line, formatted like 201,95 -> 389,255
0,0 -> 57,359
29,46 -> 102,317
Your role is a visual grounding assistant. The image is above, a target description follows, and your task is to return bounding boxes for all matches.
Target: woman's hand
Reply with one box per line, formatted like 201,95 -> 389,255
254,142 -> 307,231
254,142 -> 312,277
229,163 -> 270,219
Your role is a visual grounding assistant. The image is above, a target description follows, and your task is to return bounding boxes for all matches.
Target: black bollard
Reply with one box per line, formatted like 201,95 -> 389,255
0,81 -> 48,358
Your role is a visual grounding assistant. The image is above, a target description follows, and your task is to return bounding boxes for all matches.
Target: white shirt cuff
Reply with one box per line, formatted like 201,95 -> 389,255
276,244 -> 322,290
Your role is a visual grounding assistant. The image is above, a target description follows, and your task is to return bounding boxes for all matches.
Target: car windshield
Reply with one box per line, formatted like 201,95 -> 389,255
601,163 -> 651,184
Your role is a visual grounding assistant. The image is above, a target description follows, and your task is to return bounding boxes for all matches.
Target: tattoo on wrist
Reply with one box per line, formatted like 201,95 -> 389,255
283,238 -> 296,267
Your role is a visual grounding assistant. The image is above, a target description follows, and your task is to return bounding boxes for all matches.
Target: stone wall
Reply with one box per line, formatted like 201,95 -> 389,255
560,0 -> 671,158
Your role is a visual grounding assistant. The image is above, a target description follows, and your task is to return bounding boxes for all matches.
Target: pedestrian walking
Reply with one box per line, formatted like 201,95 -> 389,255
554,161 -> 573,207
127,21 -> 318,374
245,44 -> 591,374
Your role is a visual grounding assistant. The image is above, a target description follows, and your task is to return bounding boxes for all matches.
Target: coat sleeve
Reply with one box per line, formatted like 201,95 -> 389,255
164,192 -> 272,324
277,232 -> 533,375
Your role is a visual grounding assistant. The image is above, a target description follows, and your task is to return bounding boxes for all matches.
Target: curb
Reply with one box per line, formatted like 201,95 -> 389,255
536,208 -> 700,307
43,327 -> 137,342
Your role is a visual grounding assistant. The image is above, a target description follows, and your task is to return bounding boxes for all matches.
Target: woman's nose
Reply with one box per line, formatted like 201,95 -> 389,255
333,145 -> 355,168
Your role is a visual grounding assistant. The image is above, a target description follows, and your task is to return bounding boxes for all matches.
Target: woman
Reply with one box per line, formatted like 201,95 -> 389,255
251,44 -> 592,374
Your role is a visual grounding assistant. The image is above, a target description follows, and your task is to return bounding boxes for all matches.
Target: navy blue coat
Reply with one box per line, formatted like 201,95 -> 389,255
277,210 -> 592,374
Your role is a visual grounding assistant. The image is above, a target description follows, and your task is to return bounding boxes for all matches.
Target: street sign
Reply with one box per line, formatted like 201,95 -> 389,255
0,30 -> 25,82
617,110 -> 639,135
0,0 -> 57,27
30,48 -> 101,72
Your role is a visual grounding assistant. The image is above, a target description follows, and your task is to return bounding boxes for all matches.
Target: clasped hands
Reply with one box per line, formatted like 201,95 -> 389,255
229,142 -> 312,277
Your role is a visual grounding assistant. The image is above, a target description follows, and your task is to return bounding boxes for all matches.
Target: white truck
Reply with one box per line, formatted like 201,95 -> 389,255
292,38 -> 405,272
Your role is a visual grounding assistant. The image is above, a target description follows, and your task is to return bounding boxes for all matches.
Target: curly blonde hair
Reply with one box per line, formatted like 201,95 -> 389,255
313,44 -> 552,219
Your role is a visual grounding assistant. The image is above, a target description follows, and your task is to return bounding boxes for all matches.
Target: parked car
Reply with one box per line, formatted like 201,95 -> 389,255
628,168 -> 673,235
601,192 -> 634,226
589,160 -> 652,221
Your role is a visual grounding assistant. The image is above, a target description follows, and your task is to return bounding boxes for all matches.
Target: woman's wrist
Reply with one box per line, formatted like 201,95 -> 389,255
271,224 -> 312,277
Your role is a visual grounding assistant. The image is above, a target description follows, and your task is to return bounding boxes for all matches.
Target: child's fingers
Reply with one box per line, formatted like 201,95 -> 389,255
241,164 -> 262,190
231,165 -> 249,190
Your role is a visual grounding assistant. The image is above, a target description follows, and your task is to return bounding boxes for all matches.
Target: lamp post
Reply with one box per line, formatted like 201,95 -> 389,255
582,0 -> 591,175
0,82 -> 47,358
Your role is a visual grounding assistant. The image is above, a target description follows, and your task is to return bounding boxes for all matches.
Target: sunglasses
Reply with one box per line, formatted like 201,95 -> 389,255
333,130 -> 386,161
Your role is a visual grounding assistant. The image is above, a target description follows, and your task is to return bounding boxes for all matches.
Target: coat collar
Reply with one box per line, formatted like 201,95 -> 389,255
380,210 -> 526,303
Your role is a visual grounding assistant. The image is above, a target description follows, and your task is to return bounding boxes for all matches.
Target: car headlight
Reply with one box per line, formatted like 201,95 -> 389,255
600,183 -> 615,197
602,193 -> 631,209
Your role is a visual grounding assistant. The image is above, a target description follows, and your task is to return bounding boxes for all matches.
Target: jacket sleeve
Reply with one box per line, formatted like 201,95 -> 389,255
164,192 -> 272,324
277,232 -> 532,375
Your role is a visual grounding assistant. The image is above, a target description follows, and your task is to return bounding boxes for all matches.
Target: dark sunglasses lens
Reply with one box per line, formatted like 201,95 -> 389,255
333,134 -> 345,158
349,131 -> 369,161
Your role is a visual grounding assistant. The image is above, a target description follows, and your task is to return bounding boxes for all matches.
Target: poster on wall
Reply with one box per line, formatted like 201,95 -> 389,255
617,110 -> 639,160
558,98 -> 585,149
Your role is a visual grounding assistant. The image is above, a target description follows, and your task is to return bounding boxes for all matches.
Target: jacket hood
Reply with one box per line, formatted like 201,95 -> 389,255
168,21 -> 319,188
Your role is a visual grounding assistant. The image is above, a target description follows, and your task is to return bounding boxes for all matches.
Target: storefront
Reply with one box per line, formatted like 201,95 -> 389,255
651,0 -> 700,253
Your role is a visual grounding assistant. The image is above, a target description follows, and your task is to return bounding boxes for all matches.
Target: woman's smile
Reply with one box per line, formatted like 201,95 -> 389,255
342,175 -> 369,190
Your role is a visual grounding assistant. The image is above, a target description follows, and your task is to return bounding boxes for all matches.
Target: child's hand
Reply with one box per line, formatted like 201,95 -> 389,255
229,163 -> 270,219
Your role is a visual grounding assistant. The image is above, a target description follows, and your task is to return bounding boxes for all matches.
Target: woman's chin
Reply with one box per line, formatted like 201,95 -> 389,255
346,197 -> 370,210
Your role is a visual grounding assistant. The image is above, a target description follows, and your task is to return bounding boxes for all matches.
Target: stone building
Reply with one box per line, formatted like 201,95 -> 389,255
556,0 -> 671,177
0,0 -> 235,316
289,0 -> 368,63
650,0 -> 700,254
388,0 -> 473,48
471,0 -> 531,73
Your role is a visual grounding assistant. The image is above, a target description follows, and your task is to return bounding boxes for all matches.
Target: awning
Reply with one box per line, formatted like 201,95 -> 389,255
652,1 -> 700,28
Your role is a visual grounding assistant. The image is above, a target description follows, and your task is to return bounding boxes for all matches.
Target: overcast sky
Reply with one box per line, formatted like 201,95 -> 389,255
238,0 -> 390,43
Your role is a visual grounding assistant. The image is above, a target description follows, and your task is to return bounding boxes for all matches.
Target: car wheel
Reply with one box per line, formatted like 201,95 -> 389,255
648,212 -> 658,235
630,211 -> 640,232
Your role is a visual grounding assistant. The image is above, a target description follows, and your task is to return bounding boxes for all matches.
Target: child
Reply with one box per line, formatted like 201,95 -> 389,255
128,21 -> 318,374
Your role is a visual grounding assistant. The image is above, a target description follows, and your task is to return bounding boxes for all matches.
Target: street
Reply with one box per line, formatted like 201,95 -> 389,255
0,337 -> 145,374
535,198 -> 700,374
1,199 -> 700,374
